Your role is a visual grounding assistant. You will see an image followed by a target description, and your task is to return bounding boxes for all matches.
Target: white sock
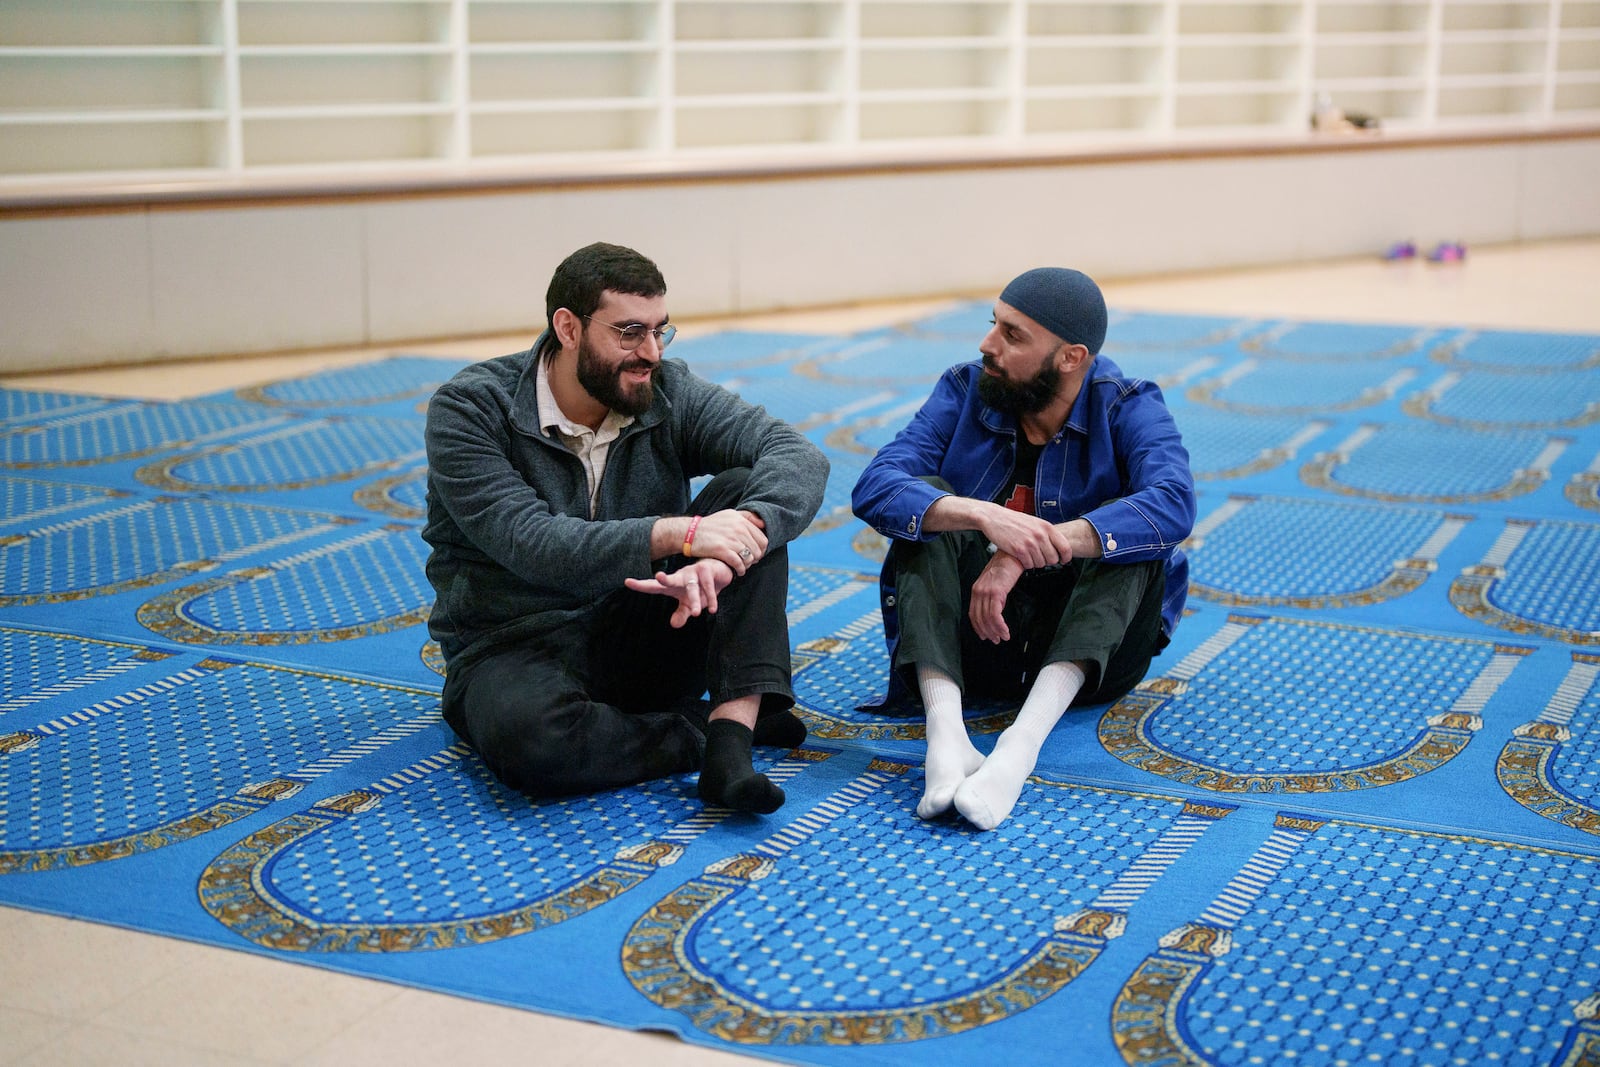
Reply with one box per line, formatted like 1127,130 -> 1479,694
916,665 -> 985,820
955,661 -> 1085,830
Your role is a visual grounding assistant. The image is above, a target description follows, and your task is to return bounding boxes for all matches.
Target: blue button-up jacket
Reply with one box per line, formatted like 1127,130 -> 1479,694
851,357 -> 1196,675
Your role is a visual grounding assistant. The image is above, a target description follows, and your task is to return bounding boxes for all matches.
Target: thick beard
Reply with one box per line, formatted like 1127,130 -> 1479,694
576,334 -> 656,417
978,351 -> 1061,416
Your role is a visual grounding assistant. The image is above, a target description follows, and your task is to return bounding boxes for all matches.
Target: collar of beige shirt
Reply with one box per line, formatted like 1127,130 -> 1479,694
534,356 -> 635,510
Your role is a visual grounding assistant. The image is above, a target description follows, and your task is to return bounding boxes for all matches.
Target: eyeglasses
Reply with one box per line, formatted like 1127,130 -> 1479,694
583,315 -> 677,351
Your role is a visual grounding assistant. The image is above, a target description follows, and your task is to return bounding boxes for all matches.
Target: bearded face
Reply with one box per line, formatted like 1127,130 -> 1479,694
978,345 -> 1063,416
576,329 -> 658,417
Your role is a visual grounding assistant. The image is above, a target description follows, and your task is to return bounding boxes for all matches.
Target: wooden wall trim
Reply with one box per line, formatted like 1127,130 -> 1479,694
5,126 -> 1598,220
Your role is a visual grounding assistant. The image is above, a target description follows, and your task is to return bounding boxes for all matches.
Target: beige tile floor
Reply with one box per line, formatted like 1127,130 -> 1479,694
1,237 -> 1597,1066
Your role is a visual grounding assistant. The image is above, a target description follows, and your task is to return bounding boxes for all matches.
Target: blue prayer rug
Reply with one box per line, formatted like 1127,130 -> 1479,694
2,317 -> 1598,1066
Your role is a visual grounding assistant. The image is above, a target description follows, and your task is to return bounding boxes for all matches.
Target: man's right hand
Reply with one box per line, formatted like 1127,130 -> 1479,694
970,552 -> 1025,643
685,509 -> 768,576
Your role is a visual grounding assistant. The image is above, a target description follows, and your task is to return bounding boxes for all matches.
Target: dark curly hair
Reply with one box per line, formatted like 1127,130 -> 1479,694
539,243 -> 666,360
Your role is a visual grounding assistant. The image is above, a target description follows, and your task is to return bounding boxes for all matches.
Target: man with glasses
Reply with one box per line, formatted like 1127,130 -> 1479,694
423,242 -> 828,812
852,267 -> 1194,830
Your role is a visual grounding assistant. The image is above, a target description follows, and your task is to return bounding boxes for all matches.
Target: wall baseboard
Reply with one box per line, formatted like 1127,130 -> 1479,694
3,134 -> 1597,371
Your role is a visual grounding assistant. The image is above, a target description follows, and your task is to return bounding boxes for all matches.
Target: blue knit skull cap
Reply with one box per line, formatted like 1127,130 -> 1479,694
998,267 -> 1107,355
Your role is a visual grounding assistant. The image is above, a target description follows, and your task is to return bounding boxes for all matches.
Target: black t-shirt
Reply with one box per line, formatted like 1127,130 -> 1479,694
994,434 -> 1043,516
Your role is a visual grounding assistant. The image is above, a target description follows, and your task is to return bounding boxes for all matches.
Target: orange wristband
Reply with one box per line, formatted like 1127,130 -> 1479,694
683,515 -> 702,558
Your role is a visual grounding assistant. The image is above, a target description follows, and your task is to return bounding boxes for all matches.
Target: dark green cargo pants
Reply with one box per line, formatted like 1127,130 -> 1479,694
891,527 -> 1167,707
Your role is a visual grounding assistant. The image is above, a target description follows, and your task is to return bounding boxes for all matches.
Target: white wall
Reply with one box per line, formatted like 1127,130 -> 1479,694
2,134 -> 1598,372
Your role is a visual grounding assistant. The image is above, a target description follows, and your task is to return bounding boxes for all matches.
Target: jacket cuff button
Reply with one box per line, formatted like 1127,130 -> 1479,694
1106,537 -> 1119,552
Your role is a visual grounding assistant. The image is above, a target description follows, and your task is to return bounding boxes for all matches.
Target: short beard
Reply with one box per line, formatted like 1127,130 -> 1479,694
978,349 -> 1062,416
576,333 -> 656,417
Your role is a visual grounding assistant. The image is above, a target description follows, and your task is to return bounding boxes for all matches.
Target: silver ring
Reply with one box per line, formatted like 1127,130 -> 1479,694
684,578 -> 699,587
739,547 -> 753,561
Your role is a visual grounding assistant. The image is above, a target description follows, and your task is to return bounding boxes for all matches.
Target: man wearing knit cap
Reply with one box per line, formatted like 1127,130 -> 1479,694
852,267 -> 1195,830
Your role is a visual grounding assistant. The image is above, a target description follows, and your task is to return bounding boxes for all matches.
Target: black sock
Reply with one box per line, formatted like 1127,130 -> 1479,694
753,708 -> 807,749
698,720 -> 784,813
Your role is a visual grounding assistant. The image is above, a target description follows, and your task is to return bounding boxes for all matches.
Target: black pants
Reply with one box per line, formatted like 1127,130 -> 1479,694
441,470 -> 796,797
892,527 -> 1167,708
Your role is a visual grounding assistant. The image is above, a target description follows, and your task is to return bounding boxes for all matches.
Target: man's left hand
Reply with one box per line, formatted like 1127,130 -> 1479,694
625,559 -> 734,628
970,553 -> 1024,643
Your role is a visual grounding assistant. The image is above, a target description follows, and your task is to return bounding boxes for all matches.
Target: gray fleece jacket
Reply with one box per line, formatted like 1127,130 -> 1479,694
422,340 -> 829,675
